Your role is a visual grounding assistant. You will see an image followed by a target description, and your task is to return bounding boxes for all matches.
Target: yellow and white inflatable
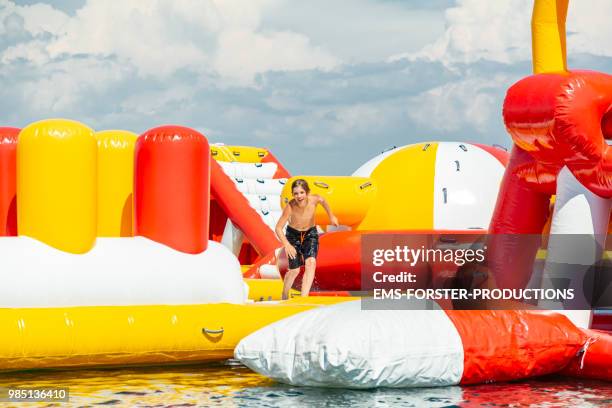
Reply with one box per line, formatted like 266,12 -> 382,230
0,120 -> 350,372
280,142 -> 508,231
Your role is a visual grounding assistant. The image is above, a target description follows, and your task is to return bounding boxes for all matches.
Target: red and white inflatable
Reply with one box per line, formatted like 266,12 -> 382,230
236,300 -> 611,387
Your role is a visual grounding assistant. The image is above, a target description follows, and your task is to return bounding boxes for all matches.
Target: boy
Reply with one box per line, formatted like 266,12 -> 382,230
275,179 -> 338,299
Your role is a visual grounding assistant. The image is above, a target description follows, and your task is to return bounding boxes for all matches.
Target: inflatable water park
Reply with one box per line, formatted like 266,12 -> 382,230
0,0 -> 610,403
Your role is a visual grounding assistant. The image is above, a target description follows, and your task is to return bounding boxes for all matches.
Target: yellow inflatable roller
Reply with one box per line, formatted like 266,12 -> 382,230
0,297 -> 356,372
211,145 -> 269,163
358,143 -> 437,230
17,119 -> 97,254
281,176 -> 376,227
96,130 -> 137,237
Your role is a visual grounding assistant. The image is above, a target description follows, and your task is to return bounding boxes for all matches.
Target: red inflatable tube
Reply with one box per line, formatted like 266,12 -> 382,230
210,159 -> 280,256
503,70 -> 612,198
0,127 -> 19,236
489,146 -> 553,235
134,126 -> 209,254
447,310 -> 586,384
487,70 -> 612,290
486,147 -> 553,290
560,329 -> 612,382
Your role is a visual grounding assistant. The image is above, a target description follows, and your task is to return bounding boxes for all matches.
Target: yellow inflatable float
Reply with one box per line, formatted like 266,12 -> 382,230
0,120 -> 351,372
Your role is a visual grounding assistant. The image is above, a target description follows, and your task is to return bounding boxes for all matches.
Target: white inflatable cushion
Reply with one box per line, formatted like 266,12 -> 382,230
0,237 -> 246,307
235,300 -> 464,388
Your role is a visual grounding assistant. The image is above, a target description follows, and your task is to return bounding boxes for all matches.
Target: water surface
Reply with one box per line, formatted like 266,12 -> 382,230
1,362 -> 611,407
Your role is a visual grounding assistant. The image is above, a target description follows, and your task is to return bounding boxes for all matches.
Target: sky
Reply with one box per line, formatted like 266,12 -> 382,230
1,0 -> 611,175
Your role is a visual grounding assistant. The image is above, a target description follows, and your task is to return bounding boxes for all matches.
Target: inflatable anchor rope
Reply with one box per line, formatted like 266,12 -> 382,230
578,336 -> 599,370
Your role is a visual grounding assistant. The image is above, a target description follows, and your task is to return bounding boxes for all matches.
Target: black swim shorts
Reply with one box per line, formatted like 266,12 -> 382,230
285,225 -> 319,270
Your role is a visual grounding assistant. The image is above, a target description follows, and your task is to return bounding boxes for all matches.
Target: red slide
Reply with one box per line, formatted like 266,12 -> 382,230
210,159 -> 281,256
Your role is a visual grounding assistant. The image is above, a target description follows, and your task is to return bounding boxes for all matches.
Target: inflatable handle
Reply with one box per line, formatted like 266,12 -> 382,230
314,181 -> 329,189
202,327 -> 224,335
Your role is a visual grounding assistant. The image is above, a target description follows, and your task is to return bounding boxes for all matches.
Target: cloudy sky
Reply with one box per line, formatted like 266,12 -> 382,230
1,0 -> 611,174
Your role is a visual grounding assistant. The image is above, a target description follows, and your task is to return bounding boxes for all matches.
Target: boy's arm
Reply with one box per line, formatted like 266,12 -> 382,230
316,195 -> 339,227
275,204 -> 293,247
275,204 -> 298,259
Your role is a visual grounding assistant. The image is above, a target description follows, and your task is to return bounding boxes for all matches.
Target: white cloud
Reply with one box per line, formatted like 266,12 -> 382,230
260,0 -> 446,63
390,0 -> 612,145
119,85 -> 196,116
214,29 -> 338,85
393,0 -> 612,66
406,74 -> 510,134
567,1 -> 612,58
330,104 -> 384,136
1,0 -> 611,176
12,57 -> 128,114
1,0 -> 339,84
2,39 -> 49,64
0,0 -> 69,36
391,0 -> 531,65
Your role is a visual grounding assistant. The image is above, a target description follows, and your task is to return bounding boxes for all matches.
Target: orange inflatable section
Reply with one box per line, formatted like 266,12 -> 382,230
447,310 -> 586,384
134,126 -> 210,254
0,127 -> 19,236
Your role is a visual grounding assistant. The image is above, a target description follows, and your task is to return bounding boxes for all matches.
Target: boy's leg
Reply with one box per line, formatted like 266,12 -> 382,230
301,257 -> 316,297
300,229 -> 319,297
282,268 -> 301,300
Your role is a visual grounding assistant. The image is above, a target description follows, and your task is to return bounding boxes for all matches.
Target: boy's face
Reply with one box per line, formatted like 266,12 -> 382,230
292,187 -> 307,202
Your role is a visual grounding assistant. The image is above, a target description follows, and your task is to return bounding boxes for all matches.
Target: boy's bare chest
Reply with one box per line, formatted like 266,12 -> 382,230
292,203 -> 316,219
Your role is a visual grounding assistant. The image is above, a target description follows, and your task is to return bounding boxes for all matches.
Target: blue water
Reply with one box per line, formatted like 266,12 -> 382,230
1,361 -> 611,407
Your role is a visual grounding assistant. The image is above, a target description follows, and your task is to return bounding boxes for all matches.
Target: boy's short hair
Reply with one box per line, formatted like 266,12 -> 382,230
291,178 -> 310,194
